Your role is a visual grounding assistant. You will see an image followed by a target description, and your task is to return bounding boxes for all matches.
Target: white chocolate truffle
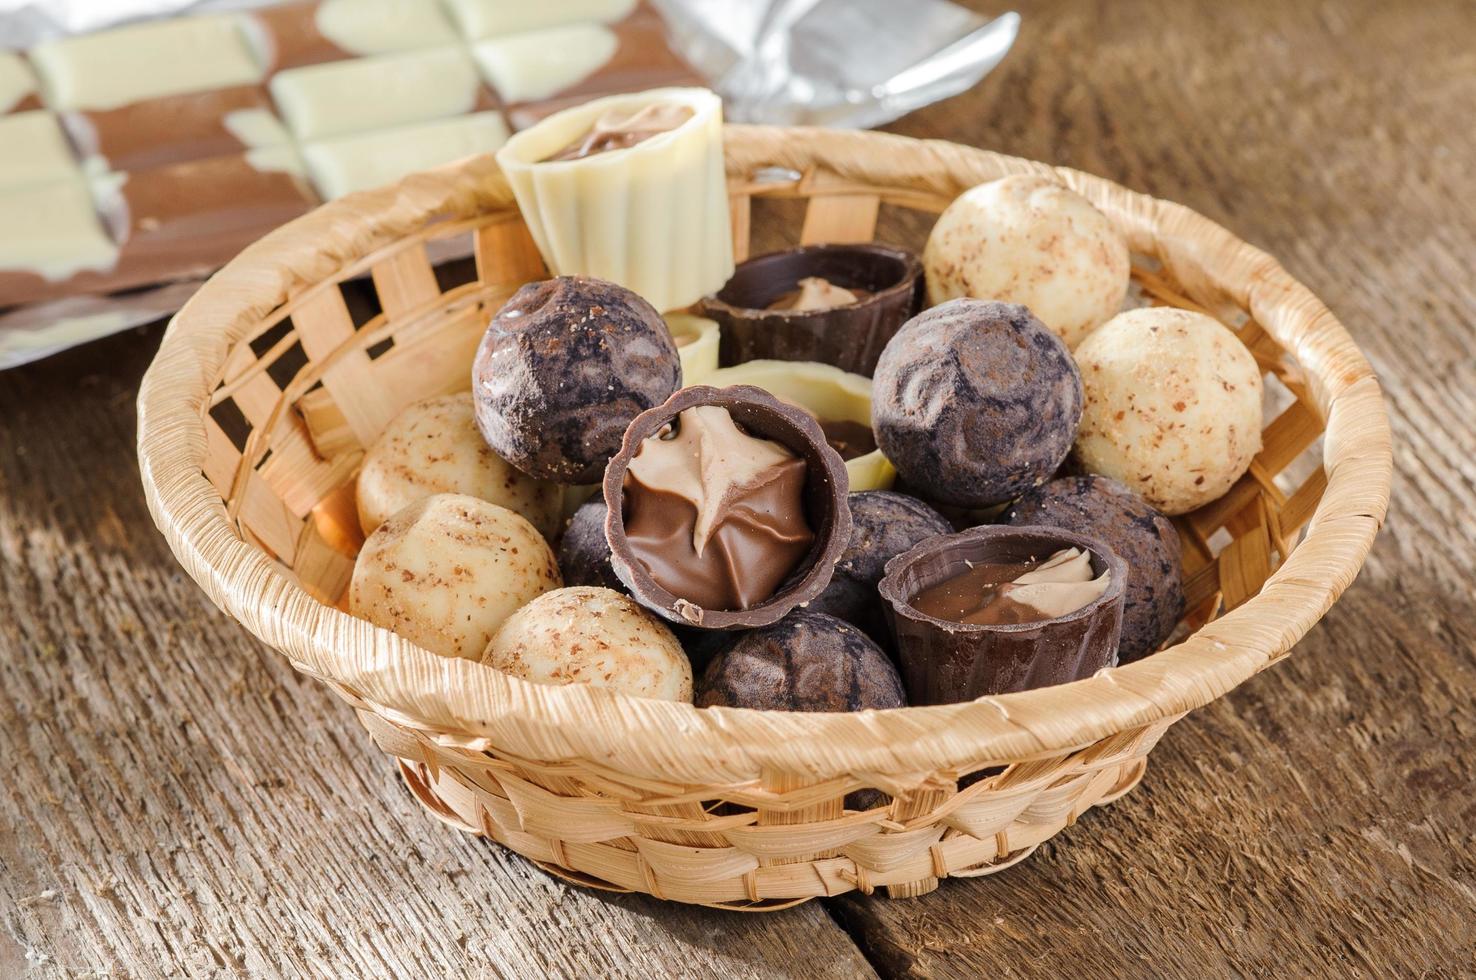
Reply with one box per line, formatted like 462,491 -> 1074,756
482,587 -> 692,701
350,493 -> 561,660
356,393 -> 561,538
1074,307 -> 1263,515
923,175 -> 1130,348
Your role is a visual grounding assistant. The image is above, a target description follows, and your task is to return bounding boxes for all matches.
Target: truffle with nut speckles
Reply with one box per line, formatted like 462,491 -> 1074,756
473,276 -> 681,484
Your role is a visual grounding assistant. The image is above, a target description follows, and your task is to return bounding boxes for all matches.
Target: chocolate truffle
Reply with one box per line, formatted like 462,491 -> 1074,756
1002,475 -> 1185,661
604,385 -> 851,631
924,175 -> 1130,349
809,491 -> 953,645
872,299 -> 1083,508
472,276 -> 681,484
695,611 -> 905,712
556,498 -> 625,593
483,586 -> 692,702
1073,307 -> 1263,515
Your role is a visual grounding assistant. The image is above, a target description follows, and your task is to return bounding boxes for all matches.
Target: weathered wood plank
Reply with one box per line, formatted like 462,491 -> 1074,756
830,0 -> 1476,974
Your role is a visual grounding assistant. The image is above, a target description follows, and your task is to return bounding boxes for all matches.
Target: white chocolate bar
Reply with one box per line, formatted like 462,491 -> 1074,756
496,88 -> 733,313
222,108 -> 294,152
315,0 -> 459,54
0,111 -> 80,190
0,179 -> 119,281
270,47 -> 483,140
0,53 -> 38,114
303,111 -> 510,199
471,24 -> 618,104
444,0 -> 636,40
30,15 -> 265,112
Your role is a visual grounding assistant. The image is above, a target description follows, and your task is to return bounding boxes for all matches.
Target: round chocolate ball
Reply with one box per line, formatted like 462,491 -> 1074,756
472,276 -> 681,484
873,299 -> 1083,508
556,499 -> 626,593
695,611 -> 905,712
809,491 -> 953,644
1002,475 -> 1185,662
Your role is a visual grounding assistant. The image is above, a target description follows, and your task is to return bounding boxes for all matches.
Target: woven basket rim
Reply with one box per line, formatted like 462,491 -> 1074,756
137,125 -> 1392,786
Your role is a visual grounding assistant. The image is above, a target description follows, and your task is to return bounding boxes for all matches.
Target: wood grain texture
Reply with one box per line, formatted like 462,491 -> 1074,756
1,0 -> 1472,976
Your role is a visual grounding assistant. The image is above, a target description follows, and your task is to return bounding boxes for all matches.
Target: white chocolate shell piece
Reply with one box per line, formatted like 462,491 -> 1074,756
700,360 -> 897,492
0,178 -> 119,280
482,586 -> 692,702
471,24 -> 618,104
445,0 -> 637,40
496,87 -> 733,313
270,46 -> 481,141
304,112 -> 510,199
0,111 -> 80,190
663,313 -> 720,385
1074,307 -> 1264,515
30,15 -> 265,112
315,0 -> 458,55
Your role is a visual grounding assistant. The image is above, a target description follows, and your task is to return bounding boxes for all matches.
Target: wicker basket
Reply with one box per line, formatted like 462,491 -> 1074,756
137,126 -> 1392,910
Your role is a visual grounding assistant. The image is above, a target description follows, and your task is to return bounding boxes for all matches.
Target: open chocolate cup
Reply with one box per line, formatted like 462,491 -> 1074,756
878,525 -> 1128,704
603,385 -> 852,630
698,243 -> 923,377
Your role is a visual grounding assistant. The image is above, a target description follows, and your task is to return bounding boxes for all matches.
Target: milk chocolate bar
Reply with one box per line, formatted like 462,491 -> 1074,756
247,0 -> 459,72
61,85 -> 291,174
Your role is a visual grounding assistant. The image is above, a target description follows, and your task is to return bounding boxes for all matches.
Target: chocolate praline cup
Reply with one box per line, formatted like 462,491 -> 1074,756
877,525 -> 1128,704
603,384 -> 852,631
698,243 -> 923,377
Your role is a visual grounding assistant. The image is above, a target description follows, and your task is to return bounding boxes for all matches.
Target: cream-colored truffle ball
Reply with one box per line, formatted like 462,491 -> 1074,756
924,175 -> 1130,348
350,493 -> 562,660
1074,307 -> 1263,515
356,392 -> 561,538
483,587 -> 693,702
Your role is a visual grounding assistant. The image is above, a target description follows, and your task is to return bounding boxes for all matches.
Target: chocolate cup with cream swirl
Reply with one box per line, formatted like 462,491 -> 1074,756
699,243 -> 923,377
604,385 -> 852,631
878,525 -> 1127,704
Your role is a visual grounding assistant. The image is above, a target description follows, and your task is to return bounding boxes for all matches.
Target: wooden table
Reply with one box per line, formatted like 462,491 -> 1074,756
3,1 -> 1473,975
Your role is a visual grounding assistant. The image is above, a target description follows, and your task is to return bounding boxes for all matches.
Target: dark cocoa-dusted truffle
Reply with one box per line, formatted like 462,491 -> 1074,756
1002,475 -> 1184,662
472,276 -> 681,484
603,385 -> 852,631
556,499 -> 626,594
695,611 -> 906,712
809,491 -> 953,645
872,299 -> 1083,507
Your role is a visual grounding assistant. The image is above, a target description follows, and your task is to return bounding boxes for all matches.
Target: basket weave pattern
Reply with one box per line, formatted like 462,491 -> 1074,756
138,127 -> 1391,909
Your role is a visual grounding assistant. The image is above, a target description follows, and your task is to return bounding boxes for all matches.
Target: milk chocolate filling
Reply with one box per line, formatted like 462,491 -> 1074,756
622,404 -> 815,611
542,102 -> 694,162
908,547 -> 1109,626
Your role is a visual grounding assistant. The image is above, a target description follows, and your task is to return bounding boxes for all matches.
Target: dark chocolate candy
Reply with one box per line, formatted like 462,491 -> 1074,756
808,490 -> 953,646
872,299 -> 1083,507
699,242 -> 923,377
1002,475 -> 1184,661
604,384 -> 851,631
556,498 -> 627,593
879,525 -> 1126,704
695,610 -> 905,712
472,276 -> 681,484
